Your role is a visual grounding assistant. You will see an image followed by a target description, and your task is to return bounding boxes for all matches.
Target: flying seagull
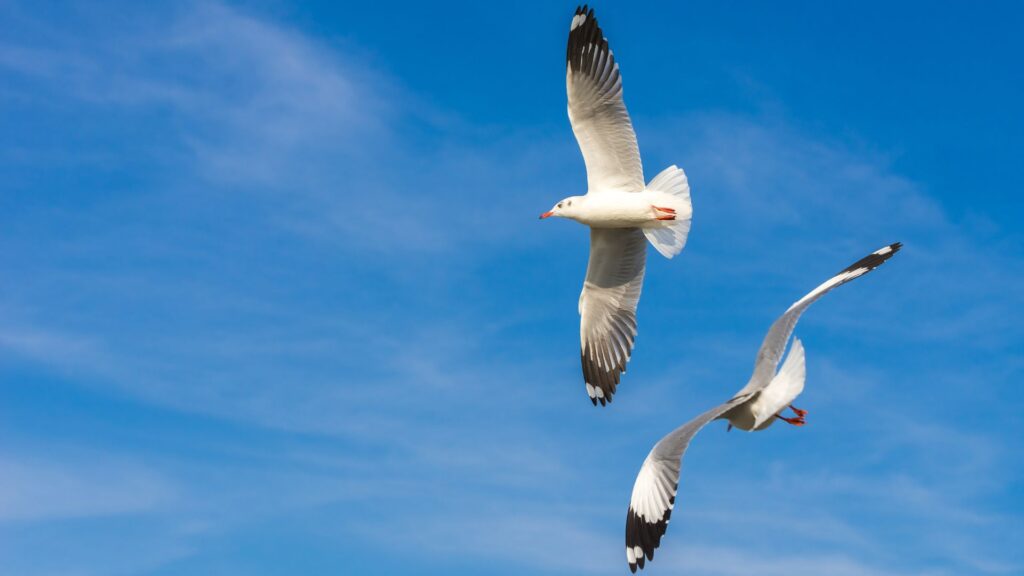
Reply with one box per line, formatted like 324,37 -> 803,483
624,242 -> 902,572
541,6 -> 693,406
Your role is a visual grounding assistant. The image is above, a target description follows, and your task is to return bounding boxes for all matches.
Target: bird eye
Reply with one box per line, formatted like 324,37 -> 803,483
557,202 -> 563,208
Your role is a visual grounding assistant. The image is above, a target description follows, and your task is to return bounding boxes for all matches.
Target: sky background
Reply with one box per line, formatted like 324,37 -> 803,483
2,1 -> 1023,574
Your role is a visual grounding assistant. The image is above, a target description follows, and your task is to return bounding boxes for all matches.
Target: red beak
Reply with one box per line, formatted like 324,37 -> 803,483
539,211 -> 554,219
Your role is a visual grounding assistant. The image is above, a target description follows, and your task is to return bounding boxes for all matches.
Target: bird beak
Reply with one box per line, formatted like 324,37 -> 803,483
539,211 -> 554,219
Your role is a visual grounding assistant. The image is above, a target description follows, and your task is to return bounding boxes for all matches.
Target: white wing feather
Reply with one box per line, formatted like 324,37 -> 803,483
566,6 -> 643,193
580,227 -> 646,405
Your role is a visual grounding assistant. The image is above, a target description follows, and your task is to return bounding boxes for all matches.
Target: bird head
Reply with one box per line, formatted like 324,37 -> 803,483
539,196 -> 583,219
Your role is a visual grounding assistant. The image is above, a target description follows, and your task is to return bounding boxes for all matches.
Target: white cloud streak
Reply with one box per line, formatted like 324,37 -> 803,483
0,453 -> 173,522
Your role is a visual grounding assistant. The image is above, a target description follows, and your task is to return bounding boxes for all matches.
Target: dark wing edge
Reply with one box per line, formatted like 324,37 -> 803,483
567,5 -> 605,75
581,307 -> 637,406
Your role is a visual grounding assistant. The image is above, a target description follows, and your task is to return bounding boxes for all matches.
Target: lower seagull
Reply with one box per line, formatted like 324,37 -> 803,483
624,242 -> 902,572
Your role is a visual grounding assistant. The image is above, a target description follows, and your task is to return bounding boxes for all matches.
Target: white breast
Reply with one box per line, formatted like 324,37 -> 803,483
575,190 -> 658,228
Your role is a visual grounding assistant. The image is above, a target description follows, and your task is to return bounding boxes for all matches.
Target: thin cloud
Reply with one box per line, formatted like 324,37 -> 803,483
0,453 -> 173,522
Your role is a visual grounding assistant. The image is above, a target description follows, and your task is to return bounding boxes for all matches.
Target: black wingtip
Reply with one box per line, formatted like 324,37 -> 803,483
567,3 -> 606,70
625,505 -> 672,573
587,388 -> 615,407
838,241 -> 903,275
581,348 -> 624,408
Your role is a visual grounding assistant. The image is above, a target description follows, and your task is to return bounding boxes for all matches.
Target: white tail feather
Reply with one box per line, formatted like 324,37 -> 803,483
752,338 -> 807,429
643,165 -> 692,259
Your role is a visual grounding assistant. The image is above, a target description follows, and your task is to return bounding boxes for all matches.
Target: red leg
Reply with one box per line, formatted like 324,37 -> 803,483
776,414 -> 806,426
789,404 -> 808,418
652,205 -> 677,220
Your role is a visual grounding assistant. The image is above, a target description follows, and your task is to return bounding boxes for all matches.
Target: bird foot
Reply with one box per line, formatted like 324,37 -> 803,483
776,414 -> 806,426
652,205 -> 676,220
788,404 -> 808,418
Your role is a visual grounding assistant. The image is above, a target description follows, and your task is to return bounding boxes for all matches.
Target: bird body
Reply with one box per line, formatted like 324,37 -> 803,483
724,337 -> 806,431
549,188 -> 692,229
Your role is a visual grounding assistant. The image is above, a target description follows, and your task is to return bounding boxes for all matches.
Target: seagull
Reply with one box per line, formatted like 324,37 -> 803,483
542,6 -> 694,406
624,242 -> 902,572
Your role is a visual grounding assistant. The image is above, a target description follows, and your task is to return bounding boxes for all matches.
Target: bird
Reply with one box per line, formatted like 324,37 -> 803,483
541,6 -> 694,406
624,242 -> 902,572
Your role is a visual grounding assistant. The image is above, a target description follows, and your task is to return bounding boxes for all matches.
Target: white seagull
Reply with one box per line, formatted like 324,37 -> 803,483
624,242 -> 902,572
542,6 -> 693,406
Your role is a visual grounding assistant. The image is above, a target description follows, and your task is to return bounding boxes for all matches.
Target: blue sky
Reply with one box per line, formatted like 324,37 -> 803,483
2,1 -> 1022,574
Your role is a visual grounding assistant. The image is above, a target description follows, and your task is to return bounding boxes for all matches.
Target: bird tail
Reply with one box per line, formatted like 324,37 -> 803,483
752,338 -> 807,429
643,165 -> 692,259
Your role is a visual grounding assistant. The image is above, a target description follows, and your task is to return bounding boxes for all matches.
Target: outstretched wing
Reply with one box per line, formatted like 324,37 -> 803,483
737,242 -> 902,397
625,395 -> 751,572
580,228 -> 646,405
567,5 -> 644,193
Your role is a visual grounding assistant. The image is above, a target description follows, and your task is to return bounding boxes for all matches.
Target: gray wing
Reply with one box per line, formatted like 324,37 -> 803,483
579,228 -> 646,405
624,395 -> 751,572
737,242 -> 902,397
566,6 -> 644,193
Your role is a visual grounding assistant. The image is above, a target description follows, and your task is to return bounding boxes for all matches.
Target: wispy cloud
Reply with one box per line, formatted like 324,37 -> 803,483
664,544 -> 938,576
0,452 -> 172,522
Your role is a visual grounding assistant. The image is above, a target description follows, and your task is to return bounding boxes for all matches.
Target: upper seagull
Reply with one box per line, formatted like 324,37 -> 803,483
624,242 -> 902,572
542,5 -> 693,406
